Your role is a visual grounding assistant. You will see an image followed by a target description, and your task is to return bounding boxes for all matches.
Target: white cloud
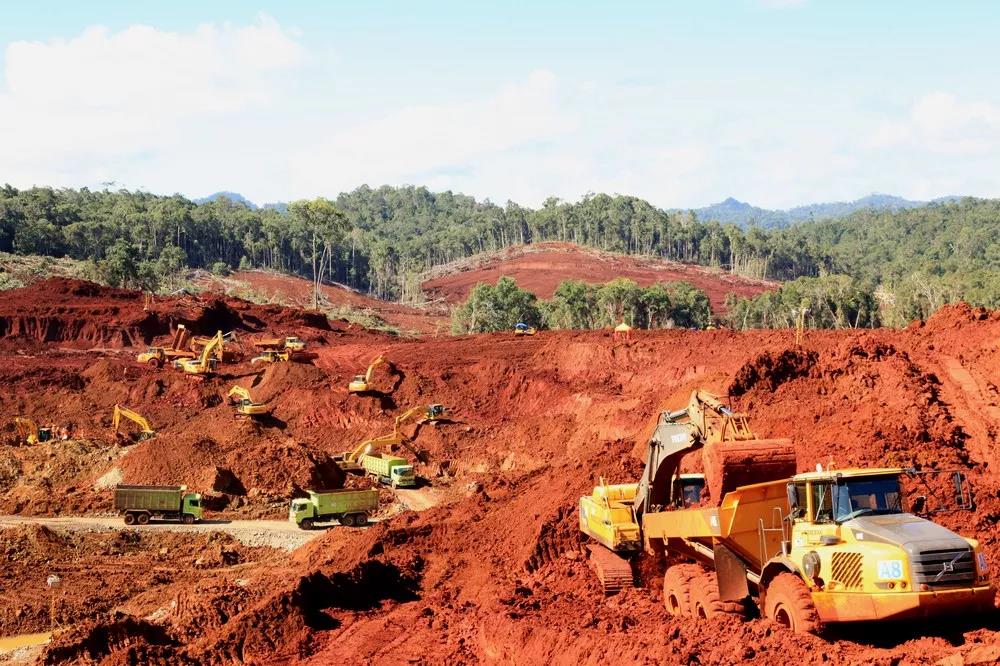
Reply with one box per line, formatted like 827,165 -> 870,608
868,92 -> 1000,155
288,69 -> 572,197
0,14 -> 303,188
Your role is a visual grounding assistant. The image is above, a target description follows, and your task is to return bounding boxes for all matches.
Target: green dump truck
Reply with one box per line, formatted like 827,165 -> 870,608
114,484 -> 203,525
289,488 -> 379,530
360,454 -> 416,488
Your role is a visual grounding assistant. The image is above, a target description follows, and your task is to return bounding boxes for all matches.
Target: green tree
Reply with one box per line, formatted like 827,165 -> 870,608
288,197 -> 350,308
451,277 -> 543,333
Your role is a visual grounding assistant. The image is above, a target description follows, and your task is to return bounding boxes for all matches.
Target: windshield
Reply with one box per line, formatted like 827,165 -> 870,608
832,476 -> 903,522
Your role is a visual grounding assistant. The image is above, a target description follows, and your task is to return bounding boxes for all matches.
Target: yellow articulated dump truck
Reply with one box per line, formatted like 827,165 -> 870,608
580,389 -> 994,632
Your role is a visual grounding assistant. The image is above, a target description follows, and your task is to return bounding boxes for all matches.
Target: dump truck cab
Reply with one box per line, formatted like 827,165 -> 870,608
182,492 -> 204,521
390,464 -> 415,488
283,336 -> 305,351
289,497 -> 315,525
777,467 -> 993,623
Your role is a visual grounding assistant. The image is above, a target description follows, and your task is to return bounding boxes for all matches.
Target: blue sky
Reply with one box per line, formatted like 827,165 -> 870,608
2,1 -> 999,208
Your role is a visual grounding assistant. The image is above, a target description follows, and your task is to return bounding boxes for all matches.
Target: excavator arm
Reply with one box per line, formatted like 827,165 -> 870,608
632,391 -> 796,517
112,404 -> 155,440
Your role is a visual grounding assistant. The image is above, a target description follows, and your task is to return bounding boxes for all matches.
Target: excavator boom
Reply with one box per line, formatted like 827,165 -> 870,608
112,404 -> 155,440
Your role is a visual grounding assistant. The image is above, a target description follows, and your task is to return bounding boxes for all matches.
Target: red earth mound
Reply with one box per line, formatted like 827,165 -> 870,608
420,241 -> 778,314
196,270 -> 450,336
0,280 -> 997,664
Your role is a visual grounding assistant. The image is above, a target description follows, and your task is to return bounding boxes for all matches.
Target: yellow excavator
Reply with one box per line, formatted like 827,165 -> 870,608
137,324 -> 195,368
579,389 -> 795,593
176,331 -> 223,375
112,404 -> 156,441
348,354 -> 394,393
227,385 -> 271,418
514,322 -> 537,336
14,417 -> 53,445
335,404 -> 446,471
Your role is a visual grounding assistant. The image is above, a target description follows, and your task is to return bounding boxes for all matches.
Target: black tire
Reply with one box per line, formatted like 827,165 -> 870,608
764,573 -> 821,634
136,512 -> 151,525
341,513 -> 356,527
690,572 -> 744,619
662,563 -> 702,616
300,518 -> 314,531
182,513 -> 195,525
148,358 -> 163,369
351,513 -> 368,527
123,512 -> 136,525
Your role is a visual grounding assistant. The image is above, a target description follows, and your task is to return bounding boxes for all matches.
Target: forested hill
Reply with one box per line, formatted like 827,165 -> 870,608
691,193 -> 944,229
0,184 -> 997,317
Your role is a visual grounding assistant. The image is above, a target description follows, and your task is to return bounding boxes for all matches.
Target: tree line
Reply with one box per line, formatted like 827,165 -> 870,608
451,277 -> 712,334
1,184 -> 998,327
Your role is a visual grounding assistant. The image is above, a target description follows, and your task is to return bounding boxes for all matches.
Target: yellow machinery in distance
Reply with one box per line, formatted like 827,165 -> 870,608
250,349 -> 290,365
227,386 -> 271,418
137,324 -> 195,368
348,354 -> 393,393
514,322 -> 536,336
14,417 -> 53,445
335,404 -> 447,471
255,336 -> 305,352
176,331 -> 223,375
112,404 -> 155,441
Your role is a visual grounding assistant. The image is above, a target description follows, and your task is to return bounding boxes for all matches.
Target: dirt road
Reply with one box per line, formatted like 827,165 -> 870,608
0,515 -> 319,551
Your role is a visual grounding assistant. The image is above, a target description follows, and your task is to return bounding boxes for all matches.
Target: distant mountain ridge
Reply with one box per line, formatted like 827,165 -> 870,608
193,190 -> 961,228
691,193 -> 960,228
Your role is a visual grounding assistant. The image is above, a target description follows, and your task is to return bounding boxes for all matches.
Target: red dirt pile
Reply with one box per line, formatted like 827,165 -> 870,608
0,280 -> 997,664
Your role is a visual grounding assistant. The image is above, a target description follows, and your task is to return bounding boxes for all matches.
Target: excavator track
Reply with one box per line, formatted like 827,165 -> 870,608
587,545 -> 635,595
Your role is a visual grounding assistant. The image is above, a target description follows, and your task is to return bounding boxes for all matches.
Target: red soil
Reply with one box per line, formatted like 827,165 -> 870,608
0,281 -> 998,664
197,270 -> 450,336
421,242 -> 778,314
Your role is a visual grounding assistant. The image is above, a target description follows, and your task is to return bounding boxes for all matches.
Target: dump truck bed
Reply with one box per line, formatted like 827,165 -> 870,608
309,489 -> 379,515
642,477 -> 788,572
114,485 -> 185,511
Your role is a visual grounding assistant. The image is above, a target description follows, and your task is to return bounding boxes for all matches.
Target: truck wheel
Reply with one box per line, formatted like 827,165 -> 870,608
148,358 -> 163,368
691,573 -> 744,619
352,513 -> 368,527
124,513 -> 136,525
182,513 -> 195,525
764,573 -> 820,634
136,512 -> 150,525
341,514 -> 355,527
300,518 -> 314,531
662,564 -> 702,616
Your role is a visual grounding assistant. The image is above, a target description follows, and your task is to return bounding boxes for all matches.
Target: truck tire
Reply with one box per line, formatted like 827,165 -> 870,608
182,513 -> 195,525
124,512 -> 136,525
148,358 -> 163,368
351,513 -> 368,527
300,518 -> 314,531
763,573 -> 820,634
662,563 -> 702,616
341,514 -> 356,527
690,572 -> 744,619
136,512 -> 150,525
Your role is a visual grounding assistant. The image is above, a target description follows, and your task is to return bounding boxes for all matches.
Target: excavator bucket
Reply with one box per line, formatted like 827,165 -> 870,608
701,437 -> 796,504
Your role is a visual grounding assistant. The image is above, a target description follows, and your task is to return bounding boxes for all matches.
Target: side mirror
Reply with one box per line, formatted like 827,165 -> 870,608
911,495 -> 927,514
